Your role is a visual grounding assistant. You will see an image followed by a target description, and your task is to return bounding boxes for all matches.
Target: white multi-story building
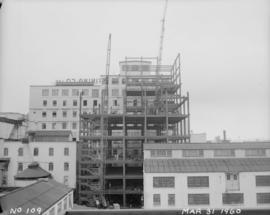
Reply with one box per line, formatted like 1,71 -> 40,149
0,130 -> 76,188
143,142 -> 270,209
29,75 -> 126,140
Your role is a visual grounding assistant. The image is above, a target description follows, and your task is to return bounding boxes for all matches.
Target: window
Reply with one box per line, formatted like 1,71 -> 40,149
122,78 -> 126,84
72,122 -> 77,129
72,89 -> 79,96
113,100 -> 118,106
82,89 -> 89,96
257,193 -> 270,204
69,193 -> 73,208
42,123 -> 46,129
49,162 -> 54,171
245,149 -> 266,156
168,194 -> 175,206
52,123 -> 56,129
52,89 -> 59,96
42,112 -> 46,118
222,193 -> 244,204
49,148 -> 54,156
214,149 -> 235,157
62,89 -> 69,96
34,148 -> 39,156
256,176 -> 270,186
153,194 -> 160,206
64,162 -> 69,171
112,78 -> 119,84
92,89 -> 99,98
187,176 -> 209,188
3,148 -> 8,156
64,197 -> 68,210
62,122 -> 67,129
18,148 -> 23,156
63,111 -> 67,118
64,147 -> 69,156
188,194 -> 210,205
49,207 -> 55,215
183,149 -> 204,157
93,100 -> 98,107
151,149 -> 172,157
43,100 -> 47,106
52,111 -> 57,117
52,100 -> 57,106
83,100 -> 88,106
112,89 -> 119,97
73,100 -> 78,106
153,177 -> 175,188
2,175 -> 7,186
64,176 -> 69,186
42,89 -> 49,96
18,163 -> 23,171
63,100 -> 67,106
57,202 -> 62,214
72,111 -> 77,117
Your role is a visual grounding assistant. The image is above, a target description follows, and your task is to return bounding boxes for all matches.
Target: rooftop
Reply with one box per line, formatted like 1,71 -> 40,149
14,162 -> 51,180
144,158 -> 270,173
144,142 -> 270,150
0,179 -> 72,214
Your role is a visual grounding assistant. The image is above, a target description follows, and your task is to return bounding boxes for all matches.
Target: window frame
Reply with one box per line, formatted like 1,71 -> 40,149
188,193 -> 210,205
33,147 -> 39,156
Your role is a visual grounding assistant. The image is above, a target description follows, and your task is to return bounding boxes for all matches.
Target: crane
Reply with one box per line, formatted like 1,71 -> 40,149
105,33 -> 111,113
157,0 -> 168,68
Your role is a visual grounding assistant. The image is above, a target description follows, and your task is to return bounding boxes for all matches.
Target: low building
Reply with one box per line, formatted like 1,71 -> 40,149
0,130 -> 76,188
14,161 -> 52,187
0,179 -> 73,215
143,142 -> 270,209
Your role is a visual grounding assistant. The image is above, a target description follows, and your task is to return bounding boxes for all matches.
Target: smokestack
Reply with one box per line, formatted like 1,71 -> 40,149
223,130 -> 227,141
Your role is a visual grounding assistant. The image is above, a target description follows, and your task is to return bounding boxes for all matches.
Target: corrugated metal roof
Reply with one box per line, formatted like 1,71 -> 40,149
14,162 -> 51,180
144,142 -> 270,150
144,158 -> 270,173
27,130 -> 72,137
0,179 -> 72,214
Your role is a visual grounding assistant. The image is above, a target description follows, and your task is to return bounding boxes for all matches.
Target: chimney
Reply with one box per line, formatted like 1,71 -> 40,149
223,130 -> 227,141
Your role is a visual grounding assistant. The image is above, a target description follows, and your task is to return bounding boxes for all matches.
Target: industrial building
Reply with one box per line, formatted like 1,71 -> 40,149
77,55 -> 190,208
143,142 -> 270,209
0,114 -> 77,189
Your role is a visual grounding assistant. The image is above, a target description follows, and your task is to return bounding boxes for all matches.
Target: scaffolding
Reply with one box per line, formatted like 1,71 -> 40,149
77,54 -> 190,208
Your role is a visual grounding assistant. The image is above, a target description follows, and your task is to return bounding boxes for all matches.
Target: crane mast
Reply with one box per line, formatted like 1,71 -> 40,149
157,0 -> 168,68
105,34 -> 111,113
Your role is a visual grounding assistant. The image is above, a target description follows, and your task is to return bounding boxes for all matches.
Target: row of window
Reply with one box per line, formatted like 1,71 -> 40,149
48,193 -> 73,215
150,149 -> 267,158
41,122 -> 77,130
42,99 -> 98,107
3,147 -> 70,157
42,88 -> 122,97
18,162 -> 70,172
152,193 -> 270,206
153,175 -> 270,188
42,89 -> 100,97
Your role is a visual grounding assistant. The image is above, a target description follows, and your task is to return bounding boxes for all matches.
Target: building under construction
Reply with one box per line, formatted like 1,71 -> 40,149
76,54 -> 190,208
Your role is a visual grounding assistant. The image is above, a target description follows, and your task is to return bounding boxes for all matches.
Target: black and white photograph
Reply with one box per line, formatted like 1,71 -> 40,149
0,0 -> 269,214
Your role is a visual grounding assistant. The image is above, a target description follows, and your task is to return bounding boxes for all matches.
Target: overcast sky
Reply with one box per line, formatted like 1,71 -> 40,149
0,0 -> 269,141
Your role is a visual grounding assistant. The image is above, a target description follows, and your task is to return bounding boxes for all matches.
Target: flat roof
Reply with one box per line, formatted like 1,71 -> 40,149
144,142 -> 270,150
144,158 -> 270,173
